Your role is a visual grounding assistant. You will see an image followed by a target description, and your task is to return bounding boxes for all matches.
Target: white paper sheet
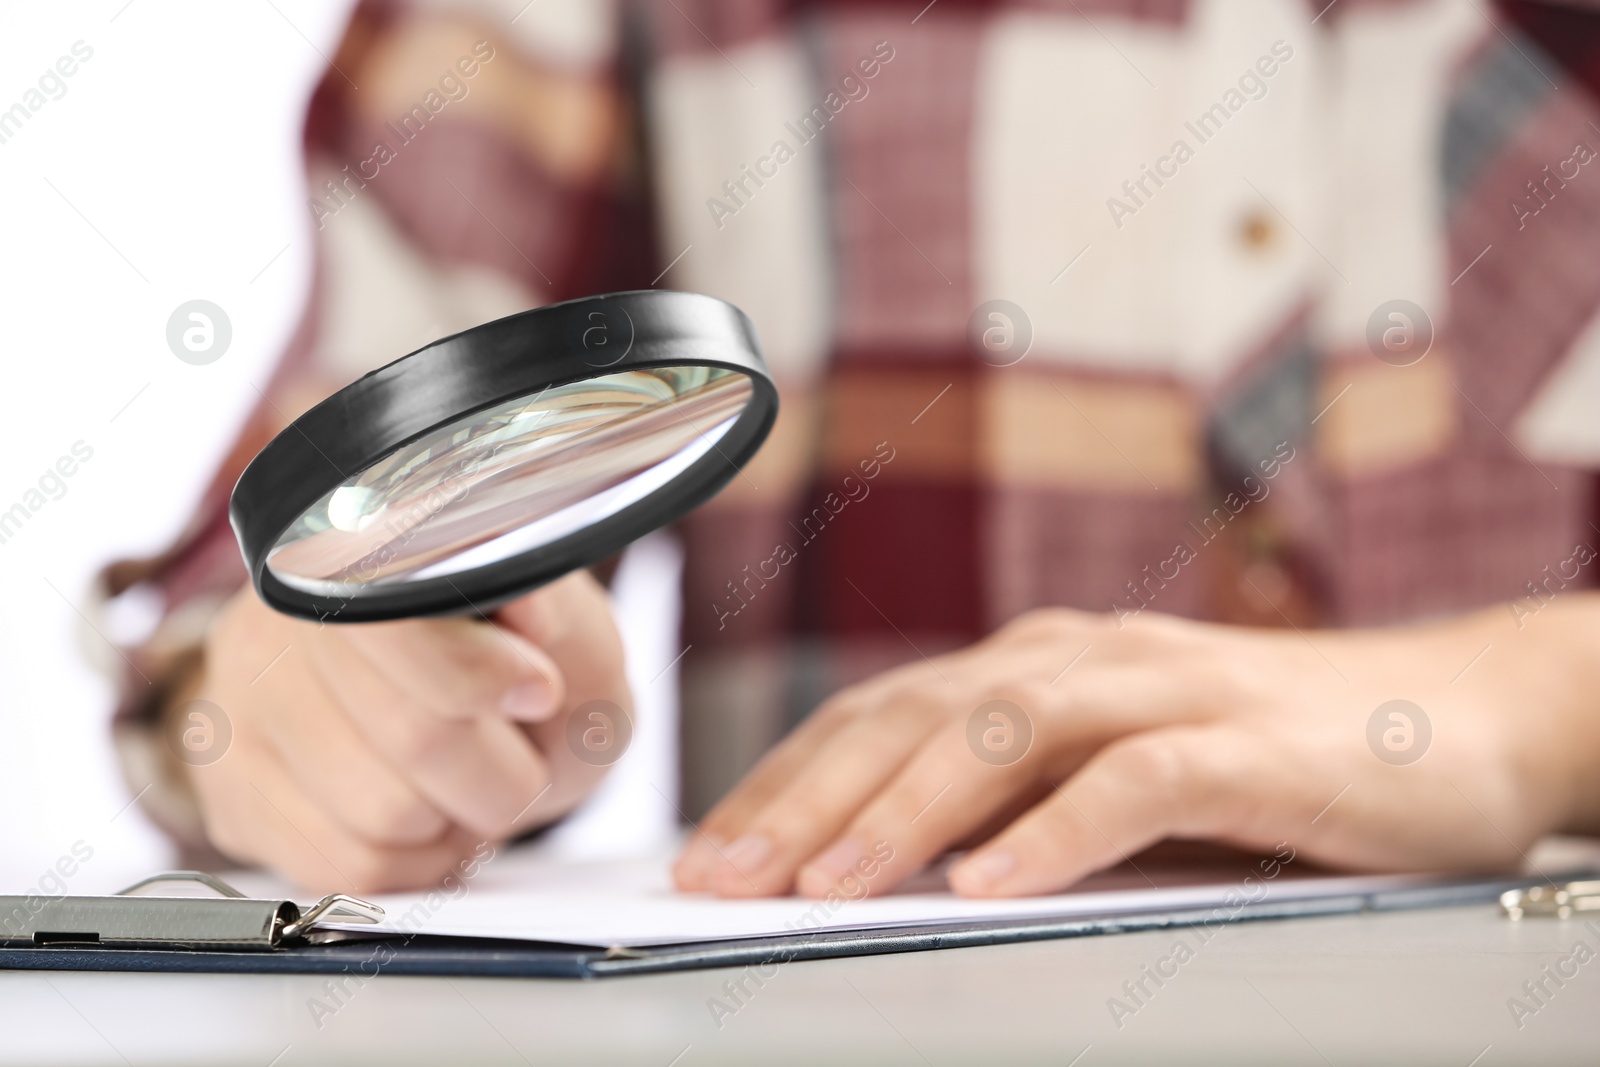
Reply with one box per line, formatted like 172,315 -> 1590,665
298,837 -> 1458,949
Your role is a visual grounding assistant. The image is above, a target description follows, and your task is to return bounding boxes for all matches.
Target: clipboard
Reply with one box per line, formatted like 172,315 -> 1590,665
2,868 -> 1594,979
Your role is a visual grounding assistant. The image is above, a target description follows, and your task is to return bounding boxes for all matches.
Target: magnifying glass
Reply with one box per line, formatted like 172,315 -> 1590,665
230,290 -> 776,623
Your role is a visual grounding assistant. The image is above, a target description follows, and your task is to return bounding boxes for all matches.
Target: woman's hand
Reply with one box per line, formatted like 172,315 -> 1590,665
183,570 -> 630,893
675,596 -> 1600,898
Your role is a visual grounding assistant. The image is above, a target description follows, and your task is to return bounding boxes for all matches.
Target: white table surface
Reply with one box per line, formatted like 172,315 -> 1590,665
4,902 -> 1599,1065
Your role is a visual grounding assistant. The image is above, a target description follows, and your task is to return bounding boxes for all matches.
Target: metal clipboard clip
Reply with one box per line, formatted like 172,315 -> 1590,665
1500,880 -> 1600,920
0,871 -> 385,951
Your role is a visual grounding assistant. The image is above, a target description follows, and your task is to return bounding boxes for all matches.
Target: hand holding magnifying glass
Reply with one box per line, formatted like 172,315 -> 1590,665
177,292 -> 775,891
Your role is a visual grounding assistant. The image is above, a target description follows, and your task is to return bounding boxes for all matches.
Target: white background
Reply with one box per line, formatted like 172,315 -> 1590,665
0,0 -> 677,894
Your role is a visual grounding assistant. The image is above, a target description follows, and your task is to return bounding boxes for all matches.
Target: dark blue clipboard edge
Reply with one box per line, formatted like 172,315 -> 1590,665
0,870 -> 1582,980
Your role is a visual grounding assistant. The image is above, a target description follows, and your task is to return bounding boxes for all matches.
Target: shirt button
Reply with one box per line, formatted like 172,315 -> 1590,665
1239,210 -> 1276,250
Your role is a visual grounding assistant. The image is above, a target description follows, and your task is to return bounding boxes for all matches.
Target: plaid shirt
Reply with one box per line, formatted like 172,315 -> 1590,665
106,0 -> 1600,833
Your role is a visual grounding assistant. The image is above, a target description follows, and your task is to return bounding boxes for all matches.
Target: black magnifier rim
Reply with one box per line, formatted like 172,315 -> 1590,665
230,290 -> 777,623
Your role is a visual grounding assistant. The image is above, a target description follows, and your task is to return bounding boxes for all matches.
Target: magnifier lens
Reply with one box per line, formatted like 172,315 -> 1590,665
233,290 -> 775,621
265,366 -> 752,595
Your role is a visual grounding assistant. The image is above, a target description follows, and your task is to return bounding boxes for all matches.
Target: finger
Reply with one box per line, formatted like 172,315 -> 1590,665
672,702 -> 860,890
516,683 -> 635,835
248,641 -> 450,847
949,726 -> 1296,897
672,656 -> 971,888
193,735 -> 484,894
796,657 -> 1234,896
699,691 -> 953,897
685,652 -> 1183,892
496,570 -> 618,665
334,615 -> 564,723
501,572 -> 634,831
792,720 -> 1063,898
308,635 -> 552,839
497,572 -> 629,724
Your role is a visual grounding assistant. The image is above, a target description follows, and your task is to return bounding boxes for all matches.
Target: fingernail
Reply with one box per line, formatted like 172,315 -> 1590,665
952,849 -> 1016,894
500,678 -> 558,721
720,833 -> 773,876
797,837 -> 867,896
